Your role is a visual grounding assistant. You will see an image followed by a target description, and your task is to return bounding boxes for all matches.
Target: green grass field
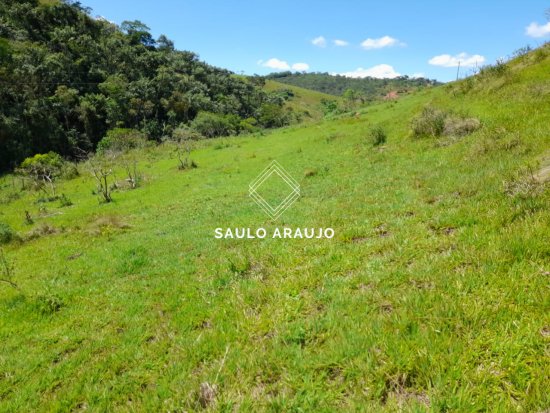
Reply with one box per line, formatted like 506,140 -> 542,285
0,46 -> 549,412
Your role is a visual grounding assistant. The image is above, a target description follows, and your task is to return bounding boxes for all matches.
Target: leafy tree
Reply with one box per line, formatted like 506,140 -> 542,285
191,112 -> 239,138
121,20 -> 155,47
97,128 -> 147,155
257,103 -> 290,128
97,129 -> 146,188
17,152 -> 65,196
172,126 -> 200,170
157,35 -> 174,51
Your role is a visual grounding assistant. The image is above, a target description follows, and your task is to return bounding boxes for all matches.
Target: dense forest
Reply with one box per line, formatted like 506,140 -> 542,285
265,71 -> 440,99
0,0 -> 282,172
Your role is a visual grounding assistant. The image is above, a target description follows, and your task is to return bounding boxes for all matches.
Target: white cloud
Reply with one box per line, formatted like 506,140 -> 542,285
428,52 -> 485,68
333,39 -> 349,47
526,22 -> 550,38
261,58 -> 290,70
411,72 -> 425,79
291,62 -> 310,71
360,36 -> 399,50
258,59 -> 309,72
312,36 -> 327,47
337,64 -> 401,79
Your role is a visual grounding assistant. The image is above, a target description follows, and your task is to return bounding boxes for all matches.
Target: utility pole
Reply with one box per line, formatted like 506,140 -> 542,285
456,61 -> 461,81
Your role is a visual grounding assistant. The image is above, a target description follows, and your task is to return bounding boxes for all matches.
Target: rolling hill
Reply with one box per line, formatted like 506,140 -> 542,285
0,41 -> 549,413
263,80 -> 340,121
264,71 -> 440,99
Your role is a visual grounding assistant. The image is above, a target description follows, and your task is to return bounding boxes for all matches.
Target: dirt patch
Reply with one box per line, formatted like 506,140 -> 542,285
24,224 -> 60,241
391,389 -> 431,409
534,165 -> 550,183
198,382 -> 217,408
374,224 -> 391,238
87,215 -> 131,236
351,236 -> 370,243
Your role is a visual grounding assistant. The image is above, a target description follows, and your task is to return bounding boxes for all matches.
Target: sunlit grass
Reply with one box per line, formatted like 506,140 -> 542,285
0,46 -> 549,412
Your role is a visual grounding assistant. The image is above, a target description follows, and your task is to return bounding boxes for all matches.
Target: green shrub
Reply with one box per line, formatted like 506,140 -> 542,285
411,106 -> 447,138
412,106 -> 480,139
368,125 -> 387,146
33,294 -> 64,315
97,128 -> 147,155
61,162 -> 79,179
320,99 -> 342,117
257,103 -> 291,128
239,117 -> 260,134
0,223 -> 14,244
480,59 -> 508,78
304,168 -> 318,178
191,112 -> 239,138
59,194 -> 73,207
18,152 -> 65,187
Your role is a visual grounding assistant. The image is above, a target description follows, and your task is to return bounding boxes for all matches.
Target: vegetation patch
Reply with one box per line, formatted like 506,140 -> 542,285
87,215 -> 132,236
411,106 -> 481,139
367,125 -> 388,146
0,222 -> 15,245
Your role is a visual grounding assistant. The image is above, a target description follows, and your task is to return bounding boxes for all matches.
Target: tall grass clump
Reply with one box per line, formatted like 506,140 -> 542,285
368,125 -> 387,146
0,222 -> 14,245
411,106 -> 480,139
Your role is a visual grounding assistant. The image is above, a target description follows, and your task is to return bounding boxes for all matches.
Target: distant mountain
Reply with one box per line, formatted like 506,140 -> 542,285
264,71 -> 441,100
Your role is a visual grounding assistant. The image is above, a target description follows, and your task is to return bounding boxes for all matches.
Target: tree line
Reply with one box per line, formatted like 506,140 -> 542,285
264,71 -> 440,100
0,0 -> 288,172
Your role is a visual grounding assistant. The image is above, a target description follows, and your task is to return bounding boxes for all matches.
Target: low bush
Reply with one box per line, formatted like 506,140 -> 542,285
304,168 -> 318,178
17,152 -> 66,196
33,294 -> 64,315
191,112 -> 240,138
257,103 -> 291,129
0,222 -> 14,244
411,107 -> 447,138
480,58 -> 508,78
97,128 -> 147,155
368,125 -> 387,146
411,106 -> 480,139
444,117 -> 481,137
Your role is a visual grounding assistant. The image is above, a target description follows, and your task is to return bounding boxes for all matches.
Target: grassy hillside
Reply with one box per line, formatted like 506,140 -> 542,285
264,80 -> 339,121
0,45 -> 549,412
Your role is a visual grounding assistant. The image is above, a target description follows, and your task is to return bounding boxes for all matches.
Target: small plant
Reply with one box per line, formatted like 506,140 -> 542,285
0,247 -> 18,290
0,222 -> 14,244
88,156 -> 113,203
173,126 -> 200,170
480,59 -> 509,78
304,168 -> 318,178
33,293 -> 64,315
411,106 -> 447,138
228,255 -> 251,276
58,194 -> 73,207
512,45 -> 532,59
24,211 -> 34,225
368,125 -> 387,146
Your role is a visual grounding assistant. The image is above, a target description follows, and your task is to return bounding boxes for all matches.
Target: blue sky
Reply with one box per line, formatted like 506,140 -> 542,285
84,0 -> 550,82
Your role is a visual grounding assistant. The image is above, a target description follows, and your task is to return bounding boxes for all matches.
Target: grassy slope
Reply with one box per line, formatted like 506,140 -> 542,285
0,47 -> 549,412
264,80 -> 338,121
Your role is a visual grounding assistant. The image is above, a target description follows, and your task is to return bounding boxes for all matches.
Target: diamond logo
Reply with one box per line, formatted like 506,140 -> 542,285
249,160 -> 300,220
